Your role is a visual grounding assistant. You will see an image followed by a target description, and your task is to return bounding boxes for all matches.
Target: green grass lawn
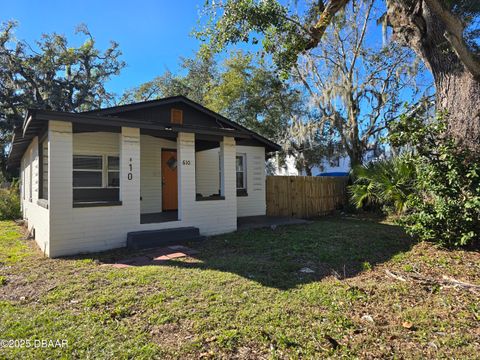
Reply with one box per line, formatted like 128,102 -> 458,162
0,217 -> 479,359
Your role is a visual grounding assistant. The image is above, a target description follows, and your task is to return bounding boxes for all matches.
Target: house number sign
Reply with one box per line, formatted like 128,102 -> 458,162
128,158 -> 133,180
182,160 -> 191,166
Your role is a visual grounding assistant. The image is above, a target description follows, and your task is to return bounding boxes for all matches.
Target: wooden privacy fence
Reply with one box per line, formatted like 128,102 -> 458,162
266,176 -> 348,218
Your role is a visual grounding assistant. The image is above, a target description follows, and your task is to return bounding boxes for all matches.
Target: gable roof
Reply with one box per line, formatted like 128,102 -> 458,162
85,95 -> 280,151
7,95 -> 281,170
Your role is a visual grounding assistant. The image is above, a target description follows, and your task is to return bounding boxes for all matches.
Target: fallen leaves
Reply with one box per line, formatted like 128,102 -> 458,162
402,321 -> 415,330
324,334 -> 341,350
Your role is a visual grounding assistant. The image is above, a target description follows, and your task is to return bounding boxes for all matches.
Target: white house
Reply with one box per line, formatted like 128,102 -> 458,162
7,96 -> 280,257
271,151 -> 380,176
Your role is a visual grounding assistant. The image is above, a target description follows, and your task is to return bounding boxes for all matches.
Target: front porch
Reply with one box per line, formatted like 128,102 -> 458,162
35,121 -> 241,256
65,121 -> 239,224
138,129 -> 233,224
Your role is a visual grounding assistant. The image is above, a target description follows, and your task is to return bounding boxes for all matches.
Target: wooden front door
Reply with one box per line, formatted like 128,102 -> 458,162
161,150 -> 178,211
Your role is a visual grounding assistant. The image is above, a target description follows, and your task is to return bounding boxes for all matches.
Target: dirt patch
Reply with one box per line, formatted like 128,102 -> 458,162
332,242 -> 480,358
0,238 -> 97,303
149,321 -> 195,349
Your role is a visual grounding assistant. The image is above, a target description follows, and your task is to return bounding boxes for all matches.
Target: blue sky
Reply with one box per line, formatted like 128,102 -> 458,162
1,0 -> 205,95
2,0 -> 432,102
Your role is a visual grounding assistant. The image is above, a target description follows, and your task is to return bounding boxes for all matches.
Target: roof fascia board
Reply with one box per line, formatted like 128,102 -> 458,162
31,111 -> 250,138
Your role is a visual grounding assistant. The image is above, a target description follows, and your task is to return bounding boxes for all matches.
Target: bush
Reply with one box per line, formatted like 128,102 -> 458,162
0,181 -> 21,220
349,155 -> 416,215
389,114 -> 480,248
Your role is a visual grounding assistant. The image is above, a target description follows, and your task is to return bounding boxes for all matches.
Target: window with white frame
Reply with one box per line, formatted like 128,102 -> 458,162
73,155 -> 120,189
107,156 -> 120,187
236,154 -> 246,190
73,155 -> 103,188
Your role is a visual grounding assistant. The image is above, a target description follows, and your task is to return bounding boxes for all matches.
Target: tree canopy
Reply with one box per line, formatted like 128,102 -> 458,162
0,21 -> 124,175
122,49 -> 301,144
290,0 -> 424,167
198,0 -> 480,152
206,51 -> 302,142
199,0 -> 479,77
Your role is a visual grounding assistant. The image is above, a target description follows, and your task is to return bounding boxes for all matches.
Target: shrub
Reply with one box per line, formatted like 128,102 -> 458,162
389,114 -> 480,248
348,155 -> 416,215
0,181 -> 21,220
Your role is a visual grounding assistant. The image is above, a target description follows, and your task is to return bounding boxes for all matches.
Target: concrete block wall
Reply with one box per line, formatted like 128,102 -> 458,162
48,127 -> 143,257
20,136 -> 49,254
48,120 -> 74,257
191,145 -> 267,217
177,133 -> 237,235
43,124 -> 121,256
195,148 -> 221,196
73,132 -> 119,155
236,145 -> 266,217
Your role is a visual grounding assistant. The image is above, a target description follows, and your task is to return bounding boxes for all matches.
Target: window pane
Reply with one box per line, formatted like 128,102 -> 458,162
73,171 -> 103,188
108,171 -> 120,187
73,155 -> 102,170
236,172 -> 244,189
108,156 -> 119,170
236,156 -> 244,172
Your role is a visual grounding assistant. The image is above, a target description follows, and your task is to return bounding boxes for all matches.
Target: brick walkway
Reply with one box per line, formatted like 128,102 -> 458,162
102,245 -> 199,268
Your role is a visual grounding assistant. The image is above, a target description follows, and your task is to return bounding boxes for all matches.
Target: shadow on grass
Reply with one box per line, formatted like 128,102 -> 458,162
82,216 -> 414,290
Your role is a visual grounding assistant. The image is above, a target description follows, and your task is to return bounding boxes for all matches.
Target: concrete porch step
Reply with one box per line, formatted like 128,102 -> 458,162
127,227 -> 206,250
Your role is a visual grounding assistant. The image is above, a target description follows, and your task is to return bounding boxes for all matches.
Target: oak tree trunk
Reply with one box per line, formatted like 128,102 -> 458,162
435,69 -> 480,150
347,129 -> 364,168
348,147 -> 364,169
387,0 -> 480,152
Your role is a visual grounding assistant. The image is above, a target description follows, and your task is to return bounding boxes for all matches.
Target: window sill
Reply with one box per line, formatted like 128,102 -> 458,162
37,199 -> 49,209
236,189 -> 248,197
73,201 -> 122,208
196,195 -> 225,201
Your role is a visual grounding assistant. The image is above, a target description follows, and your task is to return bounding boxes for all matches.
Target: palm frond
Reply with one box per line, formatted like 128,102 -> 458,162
348,156 -> 416,214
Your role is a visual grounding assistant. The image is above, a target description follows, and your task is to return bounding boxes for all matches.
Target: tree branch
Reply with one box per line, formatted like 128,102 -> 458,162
305,0 -> 351,50
422,0 -> 480,79
349,0 -> 373,80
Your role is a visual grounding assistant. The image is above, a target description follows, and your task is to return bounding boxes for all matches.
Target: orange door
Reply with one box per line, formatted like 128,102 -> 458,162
161,150 -> 178,211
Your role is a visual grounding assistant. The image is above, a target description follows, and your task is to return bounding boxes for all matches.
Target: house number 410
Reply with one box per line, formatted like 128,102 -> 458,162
128,158 -> 133,180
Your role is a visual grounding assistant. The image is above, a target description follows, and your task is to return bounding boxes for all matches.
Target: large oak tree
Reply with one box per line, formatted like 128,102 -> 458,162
0,22 -> 124,175
199,0 -> 480,153
291,0 -> 423,167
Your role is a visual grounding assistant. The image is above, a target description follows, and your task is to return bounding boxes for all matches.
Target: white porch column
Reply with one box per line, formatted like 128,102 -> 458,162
177,132 -> 195,221
221,136 -> 237,210
120,127 -> 141,223
48,120 -> 73,256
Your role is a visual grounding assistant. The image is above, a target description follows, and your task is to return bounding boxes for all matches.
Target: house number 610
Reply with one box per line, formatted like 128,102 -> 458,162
128,158 -> 133,180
